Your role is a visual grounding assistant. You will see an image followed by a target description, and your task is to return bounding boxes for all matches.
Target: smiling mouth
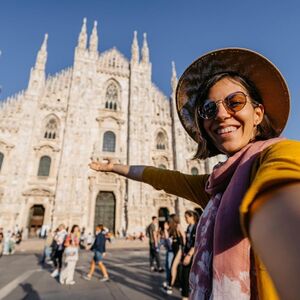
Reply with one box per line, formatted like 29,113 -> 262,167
215,126 -> 238,135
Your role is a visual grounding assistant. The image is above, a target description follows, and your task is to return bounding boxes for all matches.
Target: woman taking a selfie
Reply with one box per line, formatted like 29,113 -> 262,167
90,48 -> 300,299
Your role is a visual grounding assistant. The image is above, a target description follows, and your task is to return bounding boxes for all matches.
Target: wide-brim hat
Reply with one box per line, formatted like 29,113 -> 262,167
176,48 -> 290,146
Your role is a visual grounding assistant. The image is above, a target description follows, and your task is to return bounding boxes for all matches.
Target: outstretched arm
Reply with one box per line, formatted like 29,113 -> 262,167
89,158 -> 210,207
249,182 -> 300,300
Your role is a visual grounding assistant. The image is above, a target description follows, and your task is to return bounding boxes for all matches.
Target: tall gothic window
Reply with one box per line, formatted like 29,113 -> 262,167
103,131 -> 116,152
37,156 -> 51,177
156,132 -> 167,150
191,167 -> 199,175
44,118 -> 58,140
0,152 -> 3,172
105,83 -> 118,111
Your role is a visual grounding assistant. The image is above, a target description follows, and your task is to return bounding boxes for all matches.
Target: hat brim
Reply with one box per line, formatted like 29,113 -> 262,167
176,48 -> 290,146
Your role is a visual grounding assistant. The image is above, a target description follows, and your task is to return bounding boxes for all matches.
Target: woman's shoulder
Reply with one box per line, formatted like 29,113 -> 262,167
261,139 -> 300,159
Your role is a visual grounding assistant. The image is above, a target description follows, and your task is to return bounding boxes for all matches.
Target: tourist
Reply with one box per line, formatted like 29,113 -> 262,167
180,210 -> 199,299
60,224 -> 80,285
83,224 -> 109,282
162,214 -> 185,295
89,48 -> 300,299
146,216 -> 164,272
51,224 -> 67,278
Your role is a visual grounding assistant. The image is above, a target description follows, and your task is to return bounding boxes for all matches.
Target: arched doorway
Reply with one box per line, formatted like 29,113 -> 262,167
158,207 -> 170,230
95,192 -> 116,233
28,205 -> 45,238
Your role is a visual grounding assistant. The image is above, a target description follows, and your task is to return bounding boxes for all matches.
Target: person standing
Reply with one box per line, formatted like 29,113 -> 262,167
60,225 -> 80,285
180,210 -> 199,300
146,216 -> 163,272
41,229 -> 53,265
162,214 -> 185,295
51,224 -> 67,278
83,224 -> 109,282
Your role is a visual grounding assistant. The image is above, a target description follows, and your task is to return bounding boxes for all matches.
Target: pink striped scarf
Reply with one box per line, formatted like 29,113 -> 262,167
189,138 -> 282,300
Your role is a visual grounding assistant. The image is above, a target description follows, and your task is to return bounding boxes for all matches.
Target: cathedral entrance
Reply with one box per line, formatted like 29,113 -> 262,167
28,205 -> 45,238
94,192 -> 116,233
158,207 -> 170,230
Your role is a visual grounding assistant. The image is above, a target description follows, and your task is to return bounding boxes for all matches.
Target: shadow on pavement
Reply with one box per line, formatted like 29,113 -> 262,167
20,283 -> 41,300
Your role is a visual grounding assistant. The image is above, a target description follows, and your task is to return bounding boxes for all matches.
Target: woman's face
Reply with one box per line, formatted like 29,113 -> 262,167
203,77 -> 264,156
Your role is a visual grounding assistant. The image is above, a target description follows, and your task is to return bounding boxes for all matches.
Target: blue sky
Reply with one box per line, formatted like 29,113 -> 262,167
0,0 -> 299,139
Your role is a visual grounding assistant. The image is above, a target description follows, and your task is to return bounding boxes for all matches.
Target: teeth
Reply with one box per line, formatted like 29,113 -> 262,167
217,126 -> 237,134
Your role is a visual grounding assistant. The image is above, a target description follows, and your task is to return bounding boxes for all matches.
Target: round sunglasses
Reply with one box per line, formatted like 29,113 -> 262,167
197,91 -> 256,120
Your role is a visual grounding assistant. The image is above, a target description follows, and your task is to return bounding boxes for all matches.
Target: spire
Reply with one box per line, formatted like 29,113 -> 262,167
89,20 -> 98,53
131,31 -> 139,64
77,17 -> 87,49
141,33 -> 149,64
27,34 -> 47,94
171,61 -> 178,92
35,33 -> 48,70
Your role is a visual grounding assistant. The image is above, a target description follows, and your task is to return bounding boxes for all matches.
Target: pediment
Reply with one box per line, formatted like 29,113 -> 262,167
33,143 -> 60,152
23,187 -> 54,197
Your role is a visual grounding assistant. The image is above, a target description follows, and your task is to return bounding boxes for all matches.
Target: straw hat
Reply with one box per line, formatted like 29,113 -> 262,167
176,48 -> 290,144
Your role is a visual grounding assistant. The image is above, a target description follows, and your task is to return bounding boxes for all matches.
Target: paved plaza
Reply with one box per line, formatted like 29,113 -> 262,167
0,239 -> 180,300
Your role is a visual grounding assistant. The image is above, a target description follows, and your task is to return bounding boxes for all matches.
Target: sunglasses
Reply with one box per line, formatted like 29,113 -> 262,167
197,91 -> 256,120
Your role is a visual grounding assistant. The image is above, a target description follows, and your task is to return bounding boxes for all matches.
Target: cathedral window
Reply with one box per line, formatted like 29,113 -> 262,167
103,131 -> 116,152
0,152 -> 3,172
105,83 -> 119,111
156,132 -> 167,150
44,118 -> 58,140
191,167 -> 199,175
37,156 -> 51,177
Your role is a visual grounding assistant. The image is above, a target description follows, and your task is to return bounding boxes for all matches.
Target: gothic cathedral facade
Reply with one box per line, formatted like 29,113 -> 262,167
0,19 -> 221,237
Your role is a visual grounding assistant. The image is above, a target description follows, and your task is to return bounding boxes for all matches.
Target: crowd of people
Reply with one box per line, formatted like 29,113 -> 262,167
0,226 -> 22,256
41,223 -> 110,285
146,211 -> 199,299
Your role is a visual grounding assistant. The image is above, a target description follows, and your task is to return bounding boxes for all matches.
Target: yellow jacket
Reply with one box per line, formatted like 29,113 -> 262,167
142,140 -> 300,299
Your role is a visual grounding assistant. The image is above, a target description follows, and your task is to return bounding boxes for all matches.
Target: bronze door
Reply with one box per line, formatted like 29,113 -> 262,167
94,192 -> 115,233
29,205 -> 45,238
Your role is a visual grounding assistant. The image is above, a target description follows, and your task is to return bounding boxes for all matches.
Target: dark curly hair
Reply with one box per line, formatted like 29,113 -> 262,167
193,72 -> 277,159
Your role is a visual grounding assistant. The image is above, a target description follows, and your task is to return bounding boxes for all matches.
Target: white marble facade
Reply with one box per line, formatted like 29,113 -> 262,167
0,19 -> 222,237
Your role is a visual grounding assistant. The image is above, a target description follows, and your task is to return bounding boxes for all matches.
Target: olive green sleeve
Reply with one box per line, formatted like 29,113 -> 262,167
142,166 -> 210,209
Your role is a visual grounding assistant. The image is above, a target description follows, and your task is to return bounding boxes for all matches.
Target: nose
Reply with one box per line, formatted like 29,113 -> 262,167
214,101 -> 231,120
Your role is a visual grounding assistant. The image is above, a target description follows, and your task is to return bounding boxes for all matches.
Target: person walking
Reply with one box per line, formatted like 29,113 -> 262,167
89,48 -> 300,299
146,216 -> 164,272
83,224 -> 109,282
51,224 -> 67,278
60,225 -> 80,285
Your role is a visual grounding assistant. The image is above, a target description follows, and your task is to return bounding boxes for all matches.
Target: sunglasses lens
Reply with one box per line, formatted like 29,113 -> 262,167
200,100 -> 217,119
225,92 -> 247,113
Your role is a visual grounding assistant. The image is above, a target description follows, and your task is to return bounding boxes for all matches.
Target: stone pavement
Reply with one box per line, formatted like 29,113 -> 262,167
0,239 -> 181,300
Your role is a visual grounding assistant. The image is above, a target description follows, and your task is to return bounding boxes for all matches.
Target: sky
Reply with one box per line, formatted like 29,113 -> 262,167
0,0 -> 299,139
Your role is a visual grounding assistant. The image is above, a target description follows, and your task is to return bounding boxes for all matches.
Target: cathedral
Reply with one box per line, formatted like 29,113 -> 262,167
0,19 -> 221,238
